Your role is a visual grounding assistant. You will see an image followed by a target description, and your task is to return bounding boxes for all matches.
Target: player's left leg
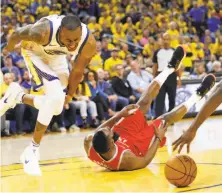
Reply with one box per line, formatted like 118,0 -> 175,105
137,46 -> 185,114
159,74 -> 216,126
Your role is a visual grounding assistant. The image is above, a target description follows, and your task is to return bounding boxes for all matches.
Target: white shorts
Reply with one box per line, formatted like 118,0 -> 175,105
22,49 -> 70,91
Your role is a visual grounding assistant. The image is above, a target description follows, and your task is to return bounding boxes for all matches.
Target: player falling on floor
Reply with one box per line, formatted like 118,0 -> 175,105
84,46 -> 216,171
173,79 -> 222,153
0,14 -> 96,176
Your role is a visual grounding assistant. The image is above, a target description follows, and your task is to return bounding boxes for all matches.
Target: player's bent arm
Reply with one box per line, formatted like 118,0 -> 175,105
67,34 -> 96,97
94,113 -> 123,133
7,19 -> 50,50
119,138 -> 161,171
189,81 -> 222,133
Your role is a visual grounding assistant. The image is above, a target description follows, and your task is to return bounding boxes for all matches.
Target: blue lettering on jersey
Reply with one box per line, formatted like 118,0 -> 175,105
44,49 -> 67,55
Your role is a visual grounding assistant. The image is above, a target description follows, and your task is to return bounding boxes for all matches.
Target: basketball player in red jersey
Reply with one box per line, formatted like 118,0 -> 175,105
173,80 -> 222,153
84,46 -> 216,171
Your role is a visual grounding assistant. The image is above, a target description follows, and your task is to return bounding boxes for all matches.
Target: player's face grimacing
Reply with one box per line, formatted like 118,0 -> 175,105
60,27 -> 82,52
101,128 -> 120,143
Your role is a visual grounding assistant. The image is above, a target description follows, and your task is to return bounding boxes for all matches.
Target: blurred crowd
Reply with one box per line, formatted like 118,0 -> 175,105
1,0 -> 222,136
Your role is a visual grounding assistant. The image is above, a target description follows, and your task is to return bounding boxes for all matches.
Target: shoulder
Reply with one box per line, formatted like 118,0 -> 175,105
84,134 -> 94,156
82,33 -> 96,59
118,150 -> 136,171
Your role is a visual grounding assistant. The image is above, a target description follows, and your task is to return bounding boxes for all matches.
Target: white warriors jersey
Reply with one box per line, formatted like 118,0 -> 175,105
22,14 -> 89,62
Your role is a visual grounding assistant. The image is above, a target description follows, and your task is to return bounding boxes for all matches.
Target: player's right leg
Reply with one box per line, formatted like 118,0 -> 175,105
159,74 -> 216,126
0,52 -> 67,176
137,46 -> 186,114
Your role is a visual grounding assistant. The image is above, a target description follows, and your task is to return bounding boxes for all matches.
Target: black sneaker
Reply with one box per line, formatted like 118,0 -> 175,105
196,74 -> 216,98
168,45 -> 186,71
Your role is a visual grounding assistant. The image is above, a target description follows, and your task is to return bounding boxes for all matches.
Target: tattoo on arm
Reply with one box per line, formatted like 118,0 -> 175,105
12,20 -> 50,45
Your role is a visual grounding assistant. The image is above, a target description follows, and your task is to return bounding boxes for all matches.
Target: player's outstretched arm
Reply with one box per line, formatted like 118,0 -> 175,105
5,19 -> 50,52
65,34 -> 96,105
173,80 -> 222,153
94,104 -> 139,132
119,121 -> 167,171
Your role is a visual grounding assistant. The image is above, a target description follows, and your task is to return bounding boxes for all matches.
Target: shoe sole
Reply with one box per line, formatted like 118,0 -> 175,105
0,82 -> 21,116
175,45 -> 186,71
199,74 -> 216,97
203,73 -> 216,89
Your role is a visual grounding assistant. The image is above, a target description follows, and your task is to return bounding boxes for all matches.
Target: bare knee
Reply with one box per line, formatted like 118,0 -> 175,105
157,105 -> 187,125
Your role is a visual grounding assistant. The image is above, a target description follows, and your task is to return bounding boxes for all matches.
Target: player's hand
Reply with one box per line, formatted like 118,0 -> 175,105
153,120 -> 167,141
118,104 -> 139,118
172,129 -> 196,154
64,95 -> 72,107
129,95 -> 136,101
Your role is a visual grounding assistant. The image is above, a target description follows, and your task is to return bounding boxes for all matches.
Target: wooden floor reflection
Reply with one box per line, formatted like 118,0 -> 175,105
1,116 -> 222,192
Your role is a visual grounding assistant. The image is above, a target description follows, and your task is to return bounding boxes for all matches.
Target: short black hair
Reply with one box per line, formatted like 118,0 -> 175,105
61,15 -> 81,30
92,131 -> 109,154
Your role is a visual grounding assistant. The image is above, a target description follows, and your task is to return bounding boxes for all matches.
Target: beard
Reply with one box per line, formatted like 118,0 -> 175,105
113,131 -> 120,142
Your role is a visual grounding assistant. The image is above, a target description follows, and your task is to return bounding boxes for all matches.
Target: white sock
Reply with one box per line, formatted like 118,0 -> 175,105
154,67 -> 174,87
183,94 -> 201,110
30,139 -> 40,149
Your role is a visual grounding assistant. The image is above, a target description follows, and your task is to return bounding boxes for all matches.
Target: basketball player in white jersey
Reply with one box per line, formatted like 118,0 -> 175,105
1,14 -> 96,176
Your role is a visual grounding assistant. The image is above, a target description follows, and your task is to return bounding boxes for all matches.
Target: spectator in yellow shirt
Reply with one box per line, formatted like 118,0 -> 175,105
99,11 -> 112,27
113,26 -> 126,44
104,49 -> 123,77
191,35 -> 204,52
88,16 -> 102,32
122,17 -> 136,33
49,4 -> 61,15
212,35 -> 222,57
142,37 -> 158,58
118,43 -> 130,60
167,22 -> 180,48
151,0 -> 162,11
89,41 -> 103,71
36,0 -> 50,17
24,10 -> 35,24
111,17 -> 123,34
15,0 -> 30,11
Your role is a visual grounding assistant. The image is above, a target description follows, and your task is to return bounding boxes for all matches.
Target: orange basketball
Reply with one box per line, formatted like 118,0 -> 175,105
164,155 -> 197,187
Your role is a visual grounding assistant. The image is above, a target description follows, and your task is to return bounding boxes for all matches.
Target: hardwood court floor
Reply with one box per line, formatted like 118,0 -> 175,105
1,116 -> 222,192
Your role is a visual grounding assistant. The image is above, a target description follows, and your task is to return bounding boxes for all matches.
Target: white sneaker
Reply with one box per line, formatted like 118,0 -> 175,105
20,146 -> 41,176
0,82 -> 24,117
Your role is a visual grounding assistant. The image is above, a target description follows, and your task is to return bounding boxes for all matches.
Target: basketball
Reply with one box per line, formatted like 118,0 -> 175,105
164,155 -> 197,187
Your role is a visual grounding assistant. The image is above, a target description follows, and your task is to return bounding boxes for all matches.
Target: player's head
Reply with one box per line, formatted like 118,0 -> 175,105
60,15 -> 82,52
92,128 -> 120,154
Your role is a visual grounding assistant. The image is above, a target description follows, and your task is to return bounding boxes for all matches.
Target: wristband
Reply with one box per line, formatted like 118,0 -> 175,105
156,136 -> 162,142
